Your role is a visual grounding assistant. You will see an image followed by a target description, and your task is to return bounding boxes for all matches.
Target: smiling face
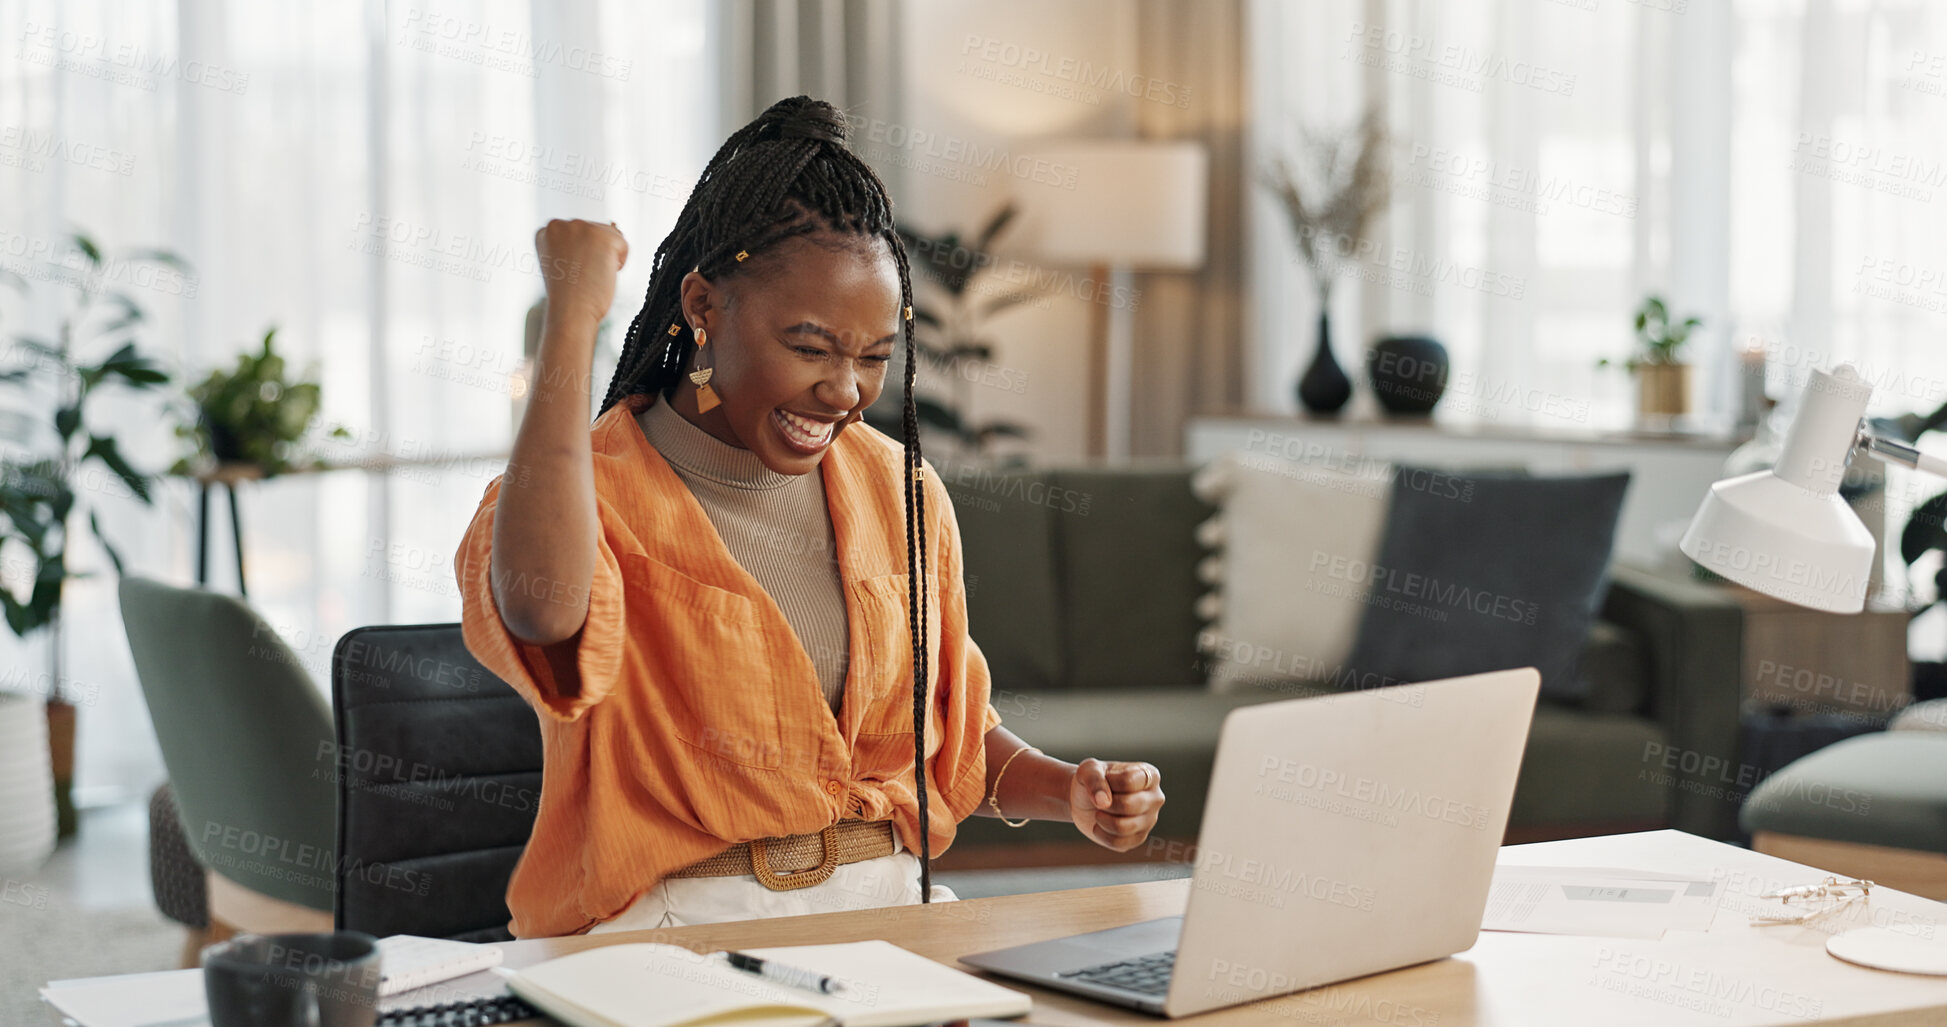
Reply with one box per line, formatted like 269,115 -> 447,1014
672,233 -> 903,475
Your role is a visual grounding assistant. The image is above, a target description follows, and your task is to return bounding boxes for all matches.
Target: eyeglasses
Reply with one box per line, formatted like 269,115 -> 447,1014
1747,876 -> 1874,926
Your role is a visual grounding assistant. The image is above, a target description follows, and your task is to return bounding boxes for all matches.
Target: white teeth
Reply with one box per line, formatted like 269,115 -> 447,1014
775,409 -> 833,449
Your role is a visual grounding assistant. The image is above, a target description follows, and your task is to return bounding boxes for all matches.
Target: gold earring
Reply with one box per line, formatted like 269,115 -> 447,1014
686,325 -> 720,411
689,368 -> 720,413
688,347 -> 720,413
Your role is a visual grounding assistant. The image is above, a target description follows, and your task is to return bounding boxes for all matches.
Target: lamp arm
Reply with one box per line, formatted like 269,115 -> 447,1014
1859,428 -> 1947,479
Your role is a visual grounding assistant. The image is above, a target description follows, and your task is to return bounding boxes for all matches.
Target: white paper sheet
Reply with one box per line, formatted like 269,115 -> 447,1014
39,949 -> 512,1026
40,969 -> 208,1027
1482,865 -> 1723,939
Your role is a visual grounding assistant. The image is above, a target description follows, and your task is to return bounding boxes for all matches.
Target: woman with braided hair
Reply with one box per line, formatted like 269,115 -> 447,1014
455,96 -> 1164,936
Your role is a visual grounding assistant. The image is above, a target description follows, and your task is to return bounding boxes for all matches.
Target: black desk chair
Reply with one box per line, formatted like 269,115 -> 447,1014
331,624 -> 542,942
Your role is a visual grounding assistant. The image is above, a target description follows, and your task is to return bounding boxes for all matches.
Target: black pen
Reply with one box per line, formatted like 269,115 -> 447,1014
721,950 -> 851,995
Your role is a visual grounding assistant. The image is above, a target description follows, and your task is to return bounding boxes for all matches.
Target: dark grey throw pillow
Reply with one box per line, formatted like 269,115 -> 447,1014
1342,468 -> 1631,702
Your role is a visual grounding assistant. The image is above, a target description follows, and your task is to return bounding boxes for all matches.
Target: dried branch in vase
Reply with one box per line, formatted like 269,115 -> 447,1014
1260,108 -> 1391,304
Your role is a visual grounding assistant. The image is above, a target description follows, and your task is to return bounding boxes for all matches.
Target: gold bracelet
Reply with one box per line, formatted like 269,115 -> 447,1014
988,745 -> 1041,827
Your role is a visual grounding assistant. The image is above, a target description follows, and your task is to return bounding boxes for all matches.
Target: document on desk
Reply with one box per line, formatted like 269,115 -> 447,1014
1482,865 -> 1722,939
39,938 -> 511,1027
39,968 -> 208,1027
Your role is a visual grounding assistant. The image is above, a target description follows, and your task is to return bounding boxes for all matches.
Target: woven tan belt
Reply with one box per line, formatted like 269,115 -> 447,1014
668,819 -> 897,891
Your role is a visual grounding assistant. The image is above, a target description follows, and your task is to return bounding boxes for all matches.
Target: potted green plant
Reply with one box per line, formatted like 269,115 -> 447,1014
172,326 -> 349,478
0,232 -> 179,849
871,204 -> 1034,461
1602,295 -> 1702,418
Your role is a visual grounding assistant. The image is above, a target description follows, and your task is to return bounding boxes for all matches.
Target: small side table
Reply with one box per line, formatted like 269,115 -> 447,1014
1715,580 -> 1912,717
191,462 -> 268,596
179,450 -> 511,601
1705,575 -> 1915,845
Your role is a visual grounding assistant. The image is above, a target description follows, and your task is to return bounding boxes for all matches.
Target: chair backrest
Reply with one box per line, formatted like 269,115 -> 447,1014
331,623 -> 542,942
118,576 -> 338,913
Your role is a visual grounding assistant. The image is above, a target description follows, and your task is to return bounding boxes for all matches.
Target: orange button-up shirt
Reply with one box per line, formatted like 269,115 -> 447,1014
455,391 -> 1001,938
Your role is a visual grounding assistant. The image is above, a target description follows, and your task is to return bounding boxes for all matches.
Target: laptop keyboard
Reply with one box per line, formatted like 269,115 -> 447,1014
1059,950 -> 1176,996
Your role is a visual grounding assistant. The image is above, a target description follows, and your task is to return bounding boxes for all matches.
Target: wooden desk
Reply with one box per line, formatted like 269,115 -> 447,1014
490,830 -> 1947,1026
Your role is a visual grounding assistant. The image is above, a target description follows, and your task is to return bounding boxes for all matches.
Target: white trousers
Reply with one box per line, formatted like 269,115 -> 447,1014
586,844 -> 958,932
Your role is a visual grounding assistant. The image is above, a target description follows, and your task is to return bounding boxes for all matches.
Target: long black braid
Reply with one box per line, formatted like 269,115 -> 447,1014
599,96 -> 937,901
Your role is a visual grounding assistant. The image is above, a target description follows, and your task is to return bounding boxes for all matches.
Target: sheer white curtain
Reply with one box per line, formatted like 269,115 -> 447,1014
1248,0 -> 1947,627
1249,0 -> 1947,427
0,0 -> 717,804
1252,0 -> 1679,429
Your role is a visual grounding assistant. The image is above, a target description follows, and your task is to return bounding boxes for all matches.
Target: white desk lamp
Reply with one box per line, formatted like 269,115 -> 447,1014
1684,365 -> 1947,977
1680,364 -> 1947,613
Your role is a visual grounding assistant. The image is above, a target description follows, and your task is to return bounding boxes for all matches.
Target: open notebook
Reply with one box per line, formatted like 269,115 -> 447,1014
501,939 -> 1031,1027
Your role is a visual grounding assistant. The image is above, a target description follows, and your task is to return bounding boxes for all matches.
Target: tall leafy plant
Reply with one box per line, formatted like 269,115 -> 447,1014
1896,399 -> 1947,618
873,204 -> 1033,457
0,233 -> 179,691
1901,493 -> 1947,616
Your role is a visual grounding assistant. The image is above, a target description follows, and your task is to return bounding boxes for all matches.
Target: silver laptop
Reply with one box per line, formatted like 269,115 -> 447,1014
961,668 -> 1539,1018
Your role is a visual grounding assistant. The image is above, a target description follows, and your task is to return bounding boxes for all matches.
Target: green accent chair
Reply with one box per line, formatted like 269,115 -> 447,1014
120,576 -> 337,933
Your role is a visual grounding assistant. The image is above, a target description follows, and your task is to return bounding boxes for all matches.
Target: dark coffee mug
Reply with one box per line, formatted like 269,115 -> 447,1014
202,931 -> 383,1027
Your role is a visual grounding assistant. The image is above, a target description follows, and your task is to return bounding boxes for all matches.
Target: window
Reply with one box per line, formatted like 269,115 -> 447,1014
1,0 -> 716,804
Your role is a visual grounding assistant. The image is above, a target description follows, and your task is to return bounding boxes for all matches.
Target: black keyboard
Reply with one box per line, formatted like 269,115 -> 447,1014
1060,950 -> 1176,996
376,995 -> 539,1025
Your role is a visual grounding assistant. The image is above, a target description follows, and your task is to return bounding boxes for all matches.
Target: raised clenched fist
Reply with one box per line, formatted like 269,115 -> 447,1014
533,219 -> 628,329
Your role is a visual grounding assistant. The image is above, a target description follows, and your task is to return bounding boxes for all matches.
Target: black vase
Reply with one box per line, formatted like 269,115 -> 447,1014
1295,312 -> 1352,415
1367,335 -> 1450,415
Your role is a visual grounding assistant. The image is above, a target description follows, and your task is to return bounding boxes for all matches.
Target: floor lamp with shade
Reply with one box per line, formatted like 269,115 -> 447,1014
1021,141 -> 1208,458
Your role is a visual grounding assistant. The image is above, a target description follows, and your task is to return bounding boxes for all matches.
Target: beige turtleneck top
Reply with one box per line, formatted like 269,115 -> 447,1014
635,394 -> 849,713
